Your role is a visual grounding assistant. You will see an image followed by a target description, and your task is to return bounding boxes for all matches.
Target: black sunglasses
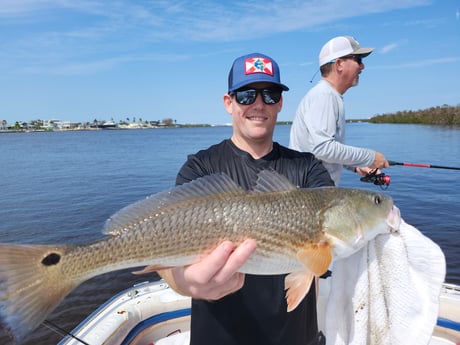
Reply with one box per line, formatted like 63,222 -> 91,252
231,87 -> 282,105
340,54 -> 363,65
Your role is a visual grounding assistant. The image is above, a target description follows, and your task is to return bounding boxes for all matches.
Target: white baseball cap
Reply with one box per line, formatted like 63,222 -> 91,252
319,36 -> 374,67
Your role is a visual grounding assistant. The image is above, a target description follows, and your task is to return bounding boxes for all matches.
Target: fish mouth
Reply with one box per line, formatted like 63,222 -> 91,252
386,205 -> 401,233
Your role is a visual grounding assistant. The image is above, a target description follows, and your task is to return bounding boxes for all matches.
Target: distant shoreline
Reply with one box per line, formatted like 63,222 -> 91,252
1,104 -> 459,133
0,123 -> 230,133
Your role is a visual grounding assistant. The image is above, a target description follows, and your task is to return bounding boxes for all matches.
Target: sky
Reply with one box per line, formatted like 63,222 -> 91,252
1,0 -> 459,125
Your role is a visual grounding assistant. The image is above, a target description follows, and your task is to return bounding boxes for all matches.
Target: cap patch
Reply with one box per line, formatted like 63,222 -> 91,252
244,57 -> 273,76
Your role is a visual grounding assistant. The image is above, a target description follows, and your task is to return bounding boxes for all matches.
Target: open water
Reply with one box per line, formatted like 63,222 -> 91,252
0,123 -> 459,344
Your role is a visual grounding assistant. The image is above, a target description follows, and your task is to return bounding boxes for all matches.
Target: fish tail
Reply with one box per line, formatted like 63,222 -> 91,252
0,243 -> 80,342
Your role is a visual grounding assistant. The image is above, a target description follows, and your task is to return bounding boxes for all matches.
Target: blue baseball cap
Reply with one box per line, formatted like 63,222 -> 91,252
228,53 -> 289,93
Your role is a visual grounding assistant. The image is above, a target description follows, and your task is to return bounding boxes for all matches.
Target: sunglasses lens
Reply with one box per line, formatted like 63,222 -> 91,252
340,55 -> 363,65
236,90 -> 257,105
234,88 -> 282,105
263,89 -> 282,104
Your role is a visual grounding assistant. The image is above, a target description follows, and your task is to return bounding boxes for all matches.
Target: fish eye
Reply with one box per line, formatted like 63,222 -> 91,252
373,195 -> 381,205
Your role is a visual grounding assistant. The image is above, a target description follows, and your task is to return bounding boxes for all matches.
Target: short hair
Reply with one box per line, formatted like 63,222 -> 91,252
320,62 -> 333,77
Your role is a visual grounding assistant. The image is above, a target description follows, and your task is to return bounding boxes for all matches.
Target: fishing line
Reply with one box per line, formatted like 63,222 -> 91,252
42,320 -> 91,345
309,68 -> 321,83
389,161 -> 460,170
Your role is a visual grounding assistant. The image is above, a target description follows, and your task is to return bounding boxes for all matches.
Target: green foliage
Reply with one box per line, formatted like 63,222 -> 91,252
369,105 -> 460,126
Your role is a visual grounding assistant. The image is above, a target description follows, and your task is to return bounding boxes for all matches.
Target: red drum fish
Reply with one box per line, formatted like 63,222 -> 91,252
0,170 -> 400,342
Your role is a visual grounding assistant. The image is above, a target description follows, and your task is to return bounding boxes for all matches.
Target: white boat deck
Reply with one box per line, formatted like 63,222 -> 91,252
58,280 -> 460,345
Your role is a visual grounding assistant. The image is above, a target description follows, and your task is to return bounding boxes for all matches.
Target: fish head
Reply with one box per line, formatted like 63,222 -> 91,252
321,189 -> 401,258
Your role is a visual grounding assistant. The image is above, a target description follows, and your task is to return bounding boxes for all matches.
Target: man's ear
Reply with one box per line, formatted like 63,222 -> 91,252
223,93 -> 233,115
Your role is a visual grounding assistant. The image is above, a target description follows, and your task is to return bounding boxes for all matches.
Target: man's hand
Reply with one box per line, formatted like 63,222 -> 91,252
369,151 -> 389,170
161,239 -> 257,300
355,166 -> 376,176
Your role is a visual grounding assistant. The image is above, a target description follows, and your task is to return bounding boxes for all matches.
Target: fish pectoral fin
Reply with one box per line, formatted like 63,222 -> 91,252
284,271 -> 314,312
284,242 -> 332,312
296,242 -> 332,276
132,264 -> 171,275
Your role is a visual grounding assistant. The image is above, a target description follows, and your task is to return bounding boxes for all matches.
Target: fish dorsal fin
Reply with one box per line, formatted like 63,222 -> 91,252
252,169 -> 298,194
103,173 -> 245,236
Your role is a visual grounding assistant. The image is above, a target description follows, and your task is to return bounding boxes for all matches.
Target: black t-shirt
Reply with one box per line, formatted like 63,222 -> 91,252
176,139 -> 334,345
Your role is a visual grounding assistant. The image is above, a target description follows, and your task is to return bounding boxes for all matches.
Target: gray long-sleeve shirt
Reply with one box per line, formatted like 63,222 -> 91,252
289,79 -> 374,185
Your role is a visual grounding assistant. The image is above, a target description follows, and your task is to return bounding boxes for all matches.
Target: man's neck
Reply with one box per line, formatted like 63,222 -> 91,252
323,76 -> 347,95
230,136 -> 274,159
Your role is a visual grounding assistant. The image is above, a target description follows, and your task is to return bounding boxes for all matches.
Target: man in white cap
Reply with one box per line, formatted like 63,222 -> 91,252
289,36 -> 388,185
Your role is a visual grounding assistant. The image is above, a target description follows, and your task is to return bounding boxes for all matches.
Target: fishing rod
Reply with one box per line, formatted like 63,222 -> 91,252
389,161 -> 460,170
42,320 -> 91,345
360,160 -> 460,189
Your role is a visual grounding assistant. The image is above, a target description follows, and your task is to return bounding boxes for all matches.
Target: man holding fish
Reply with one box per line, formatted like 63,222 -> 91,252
159,52 -> 335,345
0,53 -> 400,345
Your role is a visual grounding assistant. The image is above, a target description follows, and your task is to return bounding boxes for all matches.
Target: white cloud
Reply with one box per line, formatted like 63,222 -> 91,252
379,40 -> 409,55
0,0 -> 433,38
381,43 -> 399,54
0,0 -> 433,75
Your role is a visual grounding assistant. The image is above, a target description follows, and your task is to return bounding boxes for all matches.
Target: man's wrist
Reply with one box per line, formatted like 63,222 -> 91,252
157,268 -> 189,296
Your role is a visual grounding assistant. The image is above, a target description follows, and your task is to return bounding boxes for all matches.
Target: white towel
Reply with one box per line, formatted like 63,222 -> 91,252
325,217 -> 446,345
